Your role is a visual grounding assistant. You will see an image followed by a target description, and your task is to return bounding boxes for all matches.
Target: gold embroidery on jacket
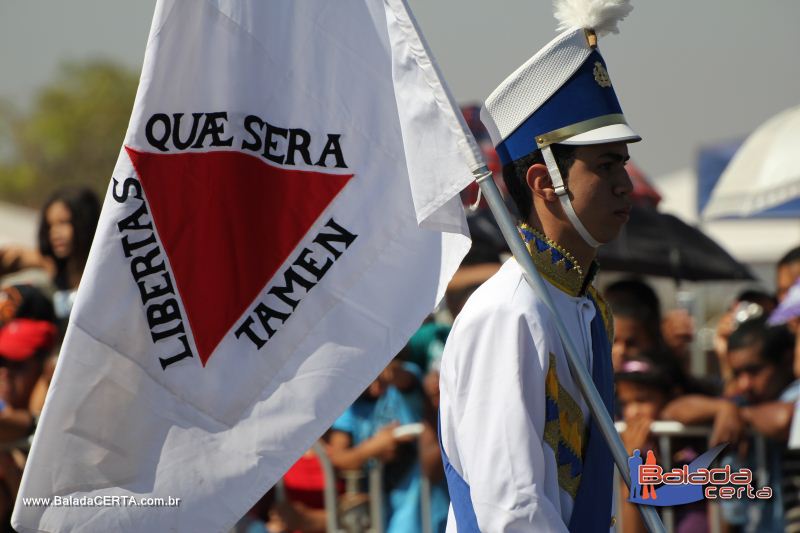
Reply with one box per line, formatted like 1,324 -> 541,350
543,353 -> 586,499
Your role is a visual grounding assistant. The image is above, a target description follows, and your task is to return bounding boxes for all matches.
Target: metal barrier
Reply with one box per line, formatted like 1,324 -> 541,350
311,441 -> 345,533
613,420 -> 769,533
304,433 -> 433,533
288,421 -> 772,532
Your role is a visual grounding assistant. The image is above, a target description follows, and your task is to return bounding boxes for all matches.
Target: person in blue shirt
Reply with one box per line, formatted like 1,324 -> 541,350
329,358 -> 442,532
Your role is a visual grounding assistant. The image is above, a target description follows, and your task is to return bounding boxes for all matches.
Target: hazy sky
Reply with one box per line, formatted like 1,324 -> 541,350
2,0 -> 800,178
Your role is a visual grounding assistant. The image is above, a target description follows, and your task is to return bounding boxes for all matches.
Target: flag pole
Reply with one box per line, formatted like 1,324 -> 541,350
473,166 -> 666,533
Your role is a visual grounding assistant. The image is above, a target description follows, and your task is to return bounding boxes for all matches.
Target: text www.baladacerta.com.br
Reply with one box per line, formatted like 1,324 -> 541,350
22,495 -> 181,508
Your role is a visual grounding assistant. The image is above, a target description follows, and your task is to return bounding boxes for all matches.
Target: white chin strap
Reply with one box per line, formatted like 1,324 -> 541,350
541,145 -> 602,249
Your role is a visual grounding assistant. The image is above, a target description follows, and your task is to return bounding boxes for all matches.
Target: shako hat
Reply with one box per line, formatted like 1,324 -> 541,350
480,0 -> 640,247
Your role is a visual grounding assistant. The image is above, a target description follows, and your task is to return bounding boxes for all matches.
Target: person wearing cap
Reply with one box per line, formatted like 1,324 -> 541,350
438,1 -> 638,530
0,318 -> 57,442
0,318 -> 54,533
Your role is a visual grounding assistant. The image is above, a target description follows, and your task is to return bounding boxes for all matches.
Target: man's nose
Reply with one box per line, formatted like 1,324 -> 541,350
615,168 -> 634,197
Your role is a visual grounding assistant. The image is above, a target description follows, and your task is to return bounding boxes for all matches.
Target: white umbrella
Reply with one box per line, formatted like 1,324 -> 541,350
703,104 -> 800,219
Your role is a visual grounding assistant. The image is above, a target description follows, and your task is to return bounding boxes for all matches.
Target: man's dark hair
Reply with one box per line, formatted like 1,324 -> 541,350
605,279 -> 661,319
605,297 -> 663,346
604,278 -> 663,343
728,318 -> 794,366
501,144 -> 577,222
734,289 -> 777,314
778,246 -> 800,268
736,289 -> 775,305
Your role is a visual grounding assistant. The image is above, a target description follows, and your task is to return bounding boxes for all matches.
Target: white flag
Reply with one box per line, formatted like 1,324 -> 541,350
13,1 -> 480,531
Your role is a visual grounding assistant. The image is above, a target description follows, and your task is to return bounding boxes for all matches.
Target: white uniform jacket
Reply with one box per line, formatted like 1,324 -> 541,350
439,228 -> 615,532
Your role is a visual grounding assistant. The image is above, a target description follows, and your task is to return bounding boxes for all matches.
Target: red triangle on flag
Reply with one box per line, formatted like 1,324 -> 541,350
126,147 -> 353,366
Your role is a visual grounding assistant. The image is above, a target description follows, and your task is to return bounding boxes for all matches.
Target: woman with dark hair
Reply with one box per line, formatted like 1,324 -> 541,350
36,187 -> 100,318
0,186 -> 100,322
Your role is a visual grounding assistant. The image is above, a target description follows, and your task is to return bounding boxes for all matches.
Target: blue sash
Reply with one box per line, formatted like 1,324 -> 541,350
568,295 -> 615,532
438,417 -> 481,532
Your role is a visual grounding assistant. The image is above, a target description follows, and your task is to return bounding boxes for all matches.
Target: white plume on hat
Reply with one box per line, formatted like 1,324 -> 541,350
553,0 -> 633,36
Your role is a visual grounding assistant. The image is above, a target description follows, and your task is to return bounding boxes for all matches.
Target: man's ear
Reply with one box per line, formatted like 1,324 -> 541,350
526,163 -> 558,202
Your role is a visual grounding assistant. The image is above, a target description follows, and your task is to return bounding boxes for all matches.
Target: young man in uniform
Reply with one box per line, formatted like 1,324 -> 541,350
438,2 -> 639,530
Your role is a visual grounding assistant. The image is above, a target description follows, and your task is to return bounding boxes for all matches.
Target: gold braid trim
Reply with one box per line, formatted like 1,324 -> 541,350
518,223 -> 594,298
587,285 -> 615,343
543,353 -> 586,499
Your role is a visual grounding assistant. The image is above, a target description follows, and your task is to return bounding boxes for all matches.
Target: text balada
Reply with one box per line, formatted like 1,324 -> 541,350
639,464 -> 773,500
144,112 -> 347,169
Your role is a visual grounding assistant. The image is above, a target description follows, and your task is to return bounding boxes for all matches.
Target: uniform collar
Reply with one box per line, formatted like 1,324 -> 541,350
518,223 -> 598,298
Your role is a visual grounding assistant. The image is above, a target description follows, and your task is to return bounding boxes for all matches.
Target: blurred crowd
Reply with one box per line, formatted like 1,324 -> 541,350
1,180 -> 799,533
234,198 -> 800,533
0,186 -> 101,532
610,262 -> 799,533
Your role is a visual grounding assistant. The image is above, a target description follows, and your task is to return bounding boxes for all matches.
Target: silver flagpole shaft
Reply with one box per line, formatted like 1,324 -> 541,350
473,167 -> 666,533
